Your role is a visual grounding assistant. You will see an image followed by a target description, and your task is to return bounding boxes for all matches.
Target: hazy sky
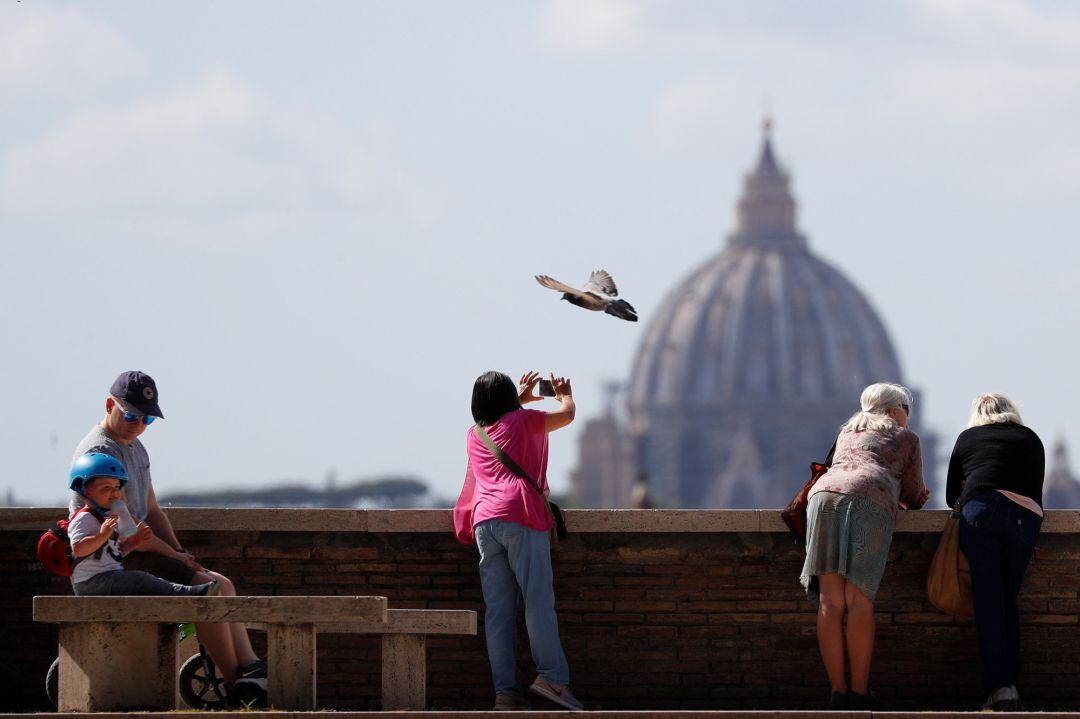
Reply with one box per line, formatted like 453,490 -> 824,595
3,1 -> 1079,506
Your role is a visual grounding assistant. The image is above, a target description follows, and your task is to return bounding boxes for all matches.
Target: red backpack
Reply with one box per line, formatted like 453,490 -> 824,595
37,507 -> 96,577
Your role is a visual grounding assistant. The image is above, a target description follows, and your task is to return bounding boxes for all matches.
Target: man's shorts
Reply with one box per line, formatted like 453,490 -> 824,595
123,551 -> 197,585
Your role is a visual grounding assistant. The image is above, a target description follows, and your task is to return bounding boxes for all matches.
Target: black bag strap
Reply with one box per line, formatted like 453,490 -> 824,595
824,438 -> 838,468
474,424 -> 546,499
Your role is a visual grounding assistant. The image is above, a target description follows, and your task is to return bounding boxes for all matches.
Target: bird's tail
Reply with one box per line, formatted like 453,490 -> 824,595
605,299 -> 638,322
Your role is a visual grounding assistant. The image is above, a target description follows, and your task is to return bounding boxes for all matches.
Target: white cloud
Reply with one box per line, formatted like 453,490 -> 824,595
0,5 -> 142,106
917,0 -> 1080,56
540,0 -> 642,52
880,57 -> 1080,127
0,70 -> 406,234
651,75 -> 745,148
642,1 -> 1080,185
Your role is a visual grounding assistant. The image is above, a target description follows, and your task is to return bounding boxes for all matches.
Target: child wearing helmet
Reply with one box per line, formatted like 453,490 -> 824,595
68,452 -> 220,597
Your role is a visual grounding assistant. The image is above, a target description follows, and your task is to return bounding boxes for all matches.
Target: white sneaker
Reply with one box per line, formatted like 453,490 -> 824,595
528,677 -> 584,711
981,685 -> 1019,711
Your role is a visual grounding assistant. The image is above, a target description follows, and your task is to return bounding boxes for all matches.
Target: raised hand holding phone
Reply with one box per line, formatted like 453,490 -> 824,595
518,371 -> 543,404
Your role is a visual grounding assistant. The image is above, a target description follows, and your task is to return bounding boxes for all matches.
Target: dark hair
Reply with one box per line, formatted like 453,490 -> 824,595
471,371 -> 521,426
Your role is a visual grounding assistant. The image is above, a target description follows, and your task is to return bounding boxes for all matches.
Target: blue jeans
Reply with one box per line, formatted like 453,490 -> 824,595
959,491 -> 1041,691
475,518 -> 570,693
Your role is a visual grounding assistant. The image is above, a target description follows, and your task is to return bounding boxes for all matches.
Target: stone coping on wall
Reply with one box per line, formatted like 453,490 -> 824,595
8,713 -> 1080,719
2,506 -> 1079,533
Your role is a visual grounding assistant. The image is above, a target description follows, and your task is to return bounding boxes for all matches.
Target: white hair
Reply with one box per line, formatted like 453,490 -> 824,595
967,393 -> 1023,428
842,382 -> 913,432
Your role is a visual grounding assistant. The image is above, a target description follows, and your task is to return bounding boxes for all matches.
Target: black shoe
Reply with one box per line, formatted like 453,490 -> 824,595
234,659 -> 267,697
829,691 -> 848,709
229,678 -> 268,708
237,658 -> 267,680
848,690 -> 885,710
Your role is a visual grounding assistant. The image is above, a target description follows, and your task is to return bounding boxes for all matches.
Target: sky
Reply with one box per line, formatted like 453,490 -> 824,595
2,0 -> 1080,506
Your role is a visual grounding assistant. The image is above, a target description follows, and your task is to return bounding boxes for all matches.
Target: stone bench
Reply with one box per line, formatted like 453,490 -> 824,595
249,608 -> 478,710
34,595 -> 386,711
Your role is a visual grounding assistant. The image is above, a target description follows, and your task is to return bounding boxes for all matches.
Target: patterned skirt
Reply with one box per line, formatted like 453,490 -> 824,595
800,491 -> 895,603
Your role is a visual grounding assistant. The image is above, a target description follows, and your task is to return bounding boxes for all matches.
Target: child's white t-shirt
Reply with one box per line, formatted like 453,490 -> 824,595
68,509 -> 123,584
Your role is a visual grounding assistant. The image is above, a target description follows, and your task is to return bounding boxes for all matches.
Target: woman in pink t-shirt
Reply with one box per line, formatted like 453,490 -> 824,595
454,370 -> 581,711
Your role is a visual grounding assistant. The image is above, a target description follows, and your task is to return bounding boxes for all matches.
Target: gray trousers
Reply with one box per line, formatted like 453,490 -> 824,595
73,569 -> 209,596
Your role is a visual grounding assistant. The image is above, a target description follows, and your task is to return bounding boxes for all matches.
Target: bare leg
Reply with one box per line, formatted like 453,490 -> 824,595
195,620 -> 240,684
191,570 -> 241,684
816,573 -> 848,693
844,580 -> 875,694
202,571 -> 260,665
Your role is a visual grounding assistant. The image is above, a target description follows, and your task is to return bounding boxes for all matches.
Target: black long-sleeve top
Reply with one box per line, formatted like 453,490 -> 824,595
945,422 -> 1045,508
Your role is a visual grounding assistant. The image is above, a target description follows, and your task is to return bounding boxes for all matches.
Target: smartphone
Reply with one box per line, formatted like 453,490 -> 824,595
538,379 -> 556,397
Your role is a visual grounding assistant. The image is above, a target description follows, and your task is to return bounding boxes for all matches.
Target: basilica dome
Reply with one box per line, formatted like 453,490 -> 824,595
628,126 -> 901,411
618,122 -> 913,508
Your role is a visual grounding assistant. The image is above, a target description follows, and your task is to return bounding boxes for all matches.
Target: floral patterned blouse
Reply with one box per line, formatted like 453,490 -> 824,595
809,424 -> 927,519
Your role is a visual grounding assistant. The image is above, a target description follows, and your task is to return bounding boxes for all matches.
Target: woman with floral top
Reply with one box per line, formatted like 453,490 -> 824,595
800,382 -> 930,710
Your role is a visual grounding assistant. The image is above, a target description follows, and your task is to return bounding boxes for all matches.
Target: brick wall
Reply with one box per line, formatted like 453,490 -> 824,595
2,508 -> 1079,711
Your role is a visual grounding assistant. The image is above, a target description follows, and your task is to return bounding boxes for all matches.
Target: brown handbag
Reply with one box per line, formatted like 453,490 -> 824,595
927,505 -> 974,617
781,439 -> 837,541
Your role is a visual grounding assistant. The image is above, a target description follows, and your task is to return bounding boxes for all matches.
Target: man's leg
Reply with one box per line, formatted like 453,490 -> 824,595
125,547 -> 261,686
189,570 -> 242,684
194,571 -> 259,666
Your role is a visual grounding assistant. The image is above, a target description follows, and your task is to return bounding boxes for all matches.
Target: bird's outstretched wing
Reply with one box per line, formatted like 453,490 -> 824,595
584,270 -> 618,297
535,275 -> 588,298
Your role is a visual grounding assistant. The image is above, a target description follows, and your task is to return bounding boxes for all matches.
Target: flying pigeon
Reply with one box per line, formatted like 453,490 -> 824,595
535,270 -> 639,322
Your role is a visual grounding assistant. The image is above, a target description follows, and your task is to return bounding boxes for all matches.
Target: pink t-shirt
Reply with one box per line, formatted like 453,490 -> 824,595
467,409 -> 553,532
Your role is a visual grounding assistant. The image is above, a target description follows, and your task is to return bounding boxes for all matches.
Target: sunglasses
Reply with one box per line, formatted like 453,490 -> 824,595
901,404 -> 911,416
114,401 -> 156,425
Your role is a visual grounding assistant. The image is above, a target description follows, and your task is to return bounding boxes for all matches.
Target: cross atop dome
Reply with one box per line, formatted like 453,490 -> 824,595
756,115 -> 781,176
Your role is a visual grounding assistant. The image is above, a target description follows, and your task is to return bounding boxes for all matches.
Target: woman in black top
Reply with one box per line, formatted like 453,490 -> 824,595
946,393 -> 1044,712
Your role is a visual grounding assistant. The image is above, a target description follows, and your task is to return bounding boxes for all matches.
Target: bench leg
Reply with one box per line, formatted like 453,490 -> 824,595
267,622 -> 316,709
58,622 -> 174,711
382,634 -> 426,710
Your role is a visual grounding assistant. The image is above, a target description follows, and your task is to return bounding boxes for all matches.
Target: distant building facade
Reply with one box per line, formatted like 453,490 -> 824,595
572,122 -> 937,508
1044,438 -> 1080,508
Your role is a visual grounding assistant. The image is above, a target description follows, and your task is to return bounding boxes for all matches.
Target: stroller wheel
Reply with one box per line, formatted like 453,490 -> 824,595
46,657 -> 59,708
178,653 -> 228,709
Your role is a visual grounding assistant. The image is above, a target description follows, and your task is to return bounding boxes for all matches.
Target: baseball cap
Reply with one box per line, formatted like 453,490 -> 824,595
109,370 -> 164,418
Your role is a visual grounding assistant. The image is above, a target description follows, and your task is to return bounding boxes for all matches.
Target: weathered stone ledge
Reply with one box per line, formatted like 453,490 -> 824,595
3,506 -> 1079,533
4,708 -> 1075,712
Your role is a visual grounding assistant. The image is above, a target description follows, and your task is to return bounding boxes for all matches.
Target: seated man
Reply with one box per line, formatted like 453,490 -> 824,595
70,371 -> 266,699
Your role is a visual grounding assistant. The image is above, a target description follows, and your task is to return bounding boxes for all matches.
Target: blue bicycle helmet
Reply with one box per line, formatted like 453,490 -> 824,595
69,452 -> 128,495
